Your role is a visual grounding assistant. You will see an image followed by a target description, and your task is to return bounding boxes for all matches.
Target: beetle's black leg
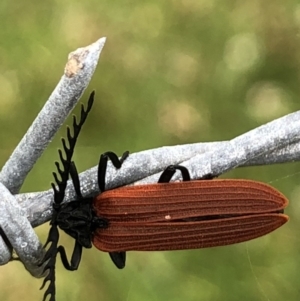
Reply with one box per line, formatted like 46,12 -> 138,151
201,173 -> 214,180
57,241 -> 82,271
97,151 -> 129,269
109,252 -> 126,269
97,151 -> 129,192
158,166 -> 176,183
158,165 -> 191,183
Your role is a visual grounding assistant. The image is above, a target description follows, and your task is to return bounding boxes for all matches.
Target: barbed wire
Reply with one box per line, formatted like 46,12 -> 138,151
0,37 -> 299,279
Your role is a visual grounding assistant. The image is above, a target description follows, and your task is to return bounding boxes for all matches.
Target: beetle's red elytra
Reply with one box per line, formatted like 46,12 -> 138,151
93,179 -> 288,251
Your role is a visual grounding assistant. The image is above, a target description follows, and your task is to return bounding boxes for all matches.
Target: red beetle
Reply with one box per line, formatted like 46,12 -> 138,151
40,92 -> 289,301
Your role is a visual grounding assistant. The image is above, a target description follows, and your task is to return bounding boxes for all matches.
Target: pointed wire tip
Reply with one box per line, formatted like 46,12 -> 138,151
89,37 -> 107,55
99,37 -> 106,43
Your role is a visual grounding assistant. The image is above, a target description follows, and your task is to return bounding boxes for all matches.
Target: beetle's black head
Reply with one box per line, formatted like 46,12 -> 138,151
56,198 -> 108,248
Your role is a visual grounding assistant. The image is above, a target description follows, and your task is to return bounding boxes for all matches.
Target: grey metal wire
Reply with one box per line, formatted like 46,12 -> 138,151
0,36 -> 299,279
17,111 -> 300,229
0,37 -> 106,276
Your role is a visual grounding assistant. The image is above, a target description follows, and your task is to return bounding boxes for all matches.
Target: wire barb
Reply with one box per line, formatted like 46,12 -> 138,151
40,91 -> 95,301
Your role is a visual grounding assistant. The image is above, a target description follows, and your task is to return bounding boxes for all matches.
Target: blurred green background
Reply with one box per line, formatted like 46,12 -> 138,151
1,0 -> 300,300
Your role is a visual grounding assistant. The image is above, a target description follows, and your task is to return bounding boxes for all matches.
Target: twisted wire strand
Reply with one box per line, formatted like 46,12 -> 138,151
0,38 -> 105,275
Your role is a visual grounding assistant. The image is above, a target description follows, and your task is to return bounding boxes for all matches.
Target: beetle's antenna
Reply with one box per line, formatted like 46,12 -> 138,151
40,92 -> 95,301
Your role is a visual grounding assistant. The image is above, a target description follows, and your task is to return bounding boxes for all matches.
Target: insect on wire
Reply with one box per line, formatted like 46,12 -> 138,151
39,91 -> 289,301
